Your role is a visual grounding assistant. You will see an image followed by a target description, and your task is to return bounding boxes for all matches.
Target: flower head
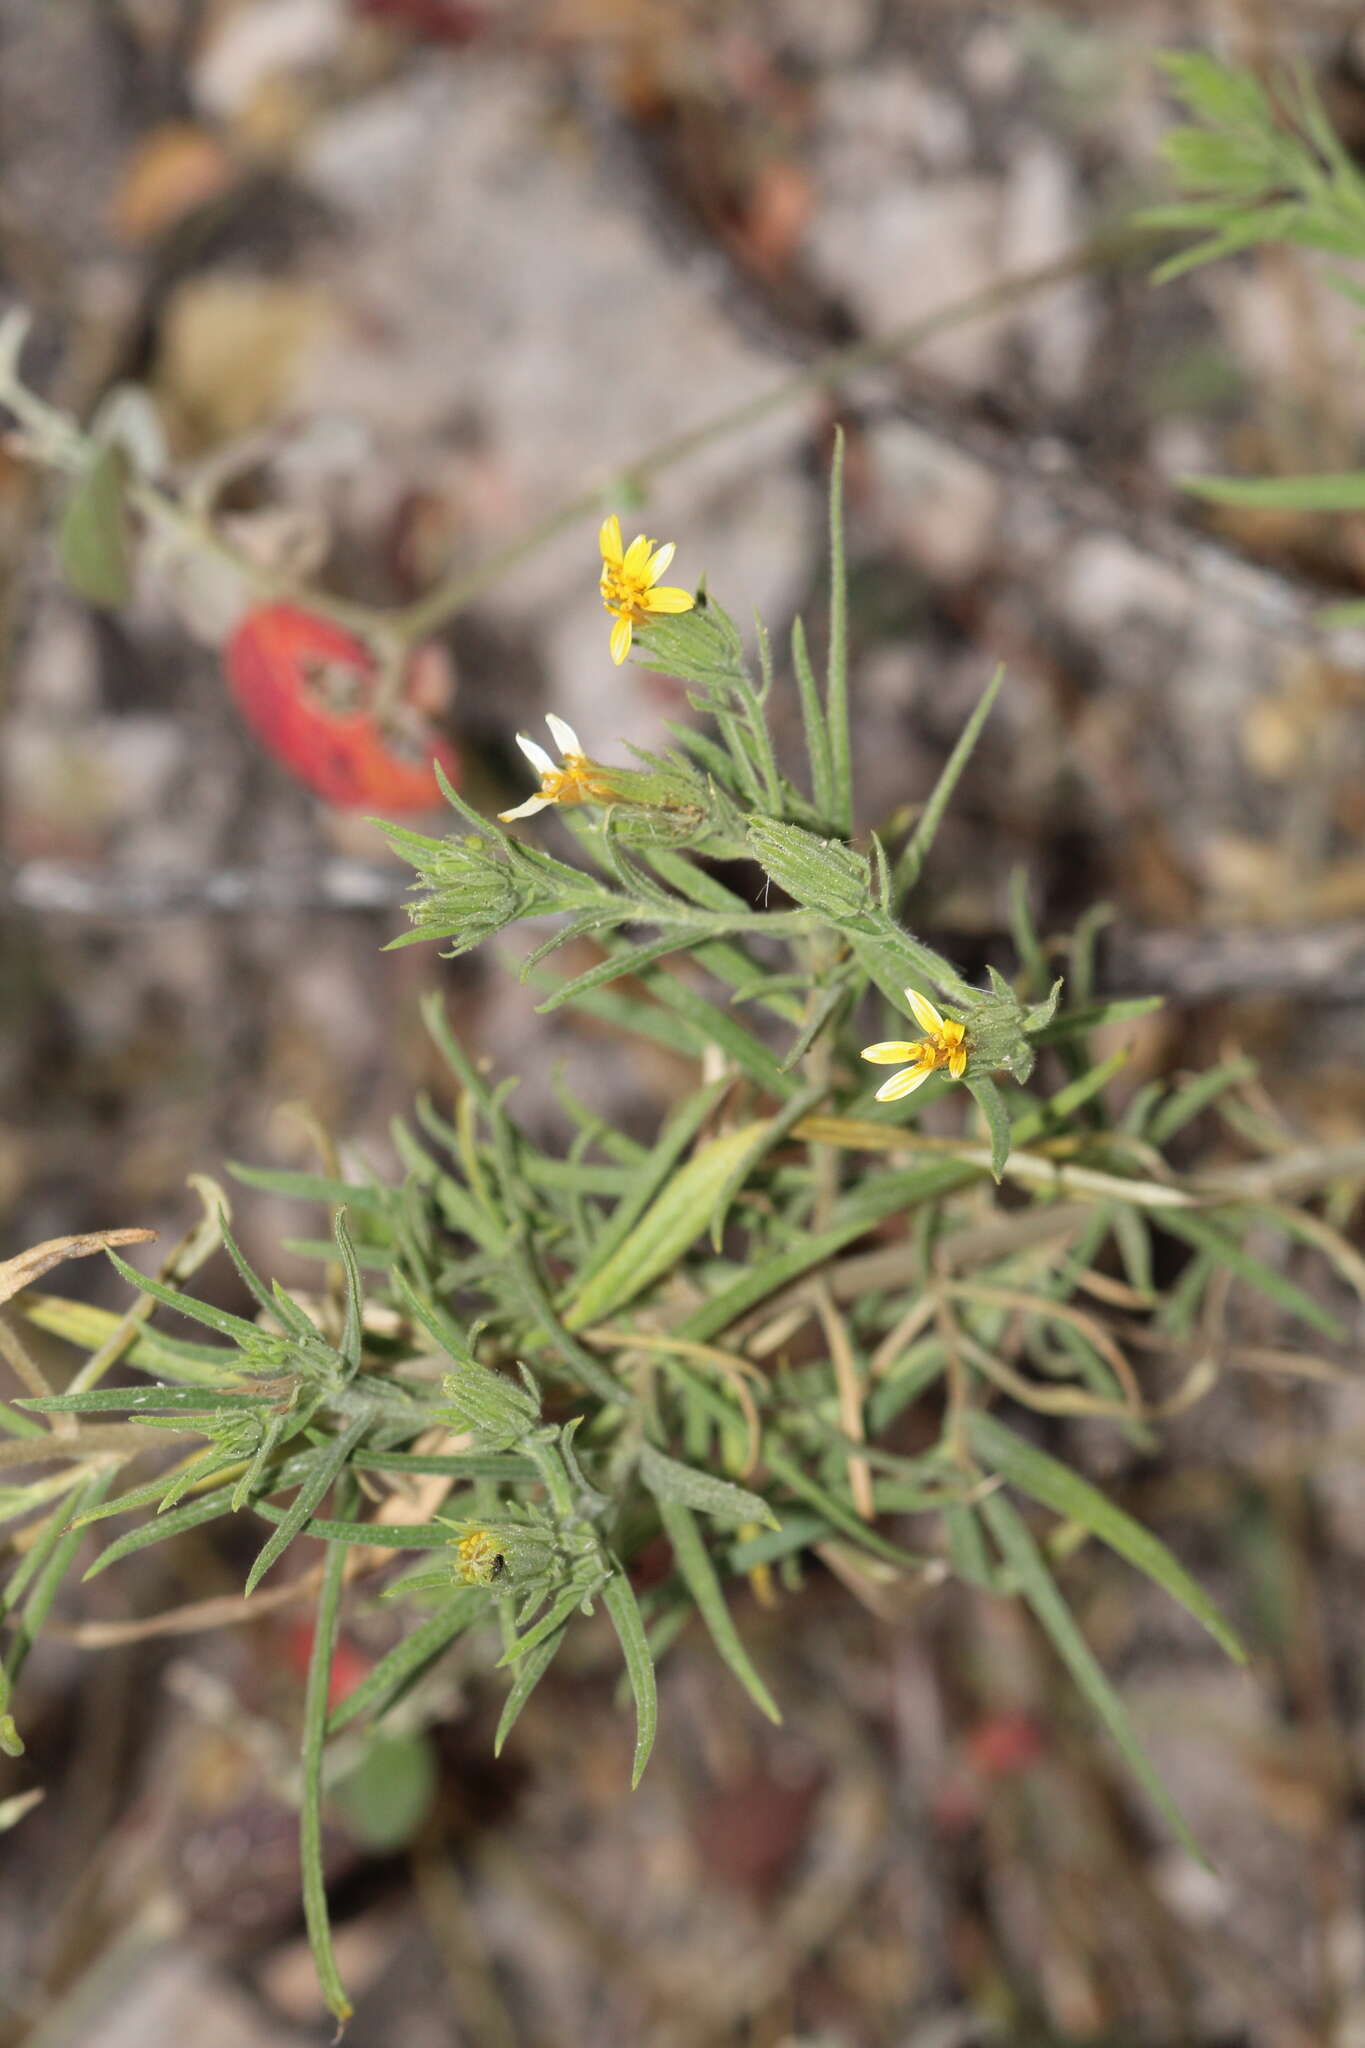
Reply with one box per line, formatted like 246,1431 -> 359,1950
599,513 -> 694,665
861,988 -> 969,1102
455,1528 -> 506,1586
499,713 -> 616,822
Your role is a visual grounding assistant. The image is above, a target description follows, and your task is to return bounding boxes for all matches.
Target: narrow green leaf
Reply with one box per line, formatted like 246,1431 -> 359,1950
567,1079 -> 731,1304
1184,470 -> 1365,511
727,1512 -> 828,1573
639,1442 -> 777,1529
1148,1057 -> 1258,1146
244,1416 -> 368,1595
84,1465 -> 283,1579
327,1592 -> 485,1733
333,1211 -> 364,1374
1032,997 -> 1163,1046
19,1386 -> 262,1415
4,1470 -> 111,1687
679,1160 -> 973,1344
825,427 -> 851,835
968,1412 -> 1245,1661
251,1505 -> 457,1548
59,442 -> 133,607
1112,1204 -> 1155,1300
495,1624 -> 567,1756
565,1121 -> 770,1331
351,1448 -> 534,1481
535,934 -> 696,1012
706,1080 -> 822,1251
105,1250 -> 264,1345
602,1571 -> 657,1788
21,1294 -> 238,1377
980,1492 -> 1204,1863
1160,1212 -> 1345,1340
945,1503 -> 997,1589
763,1442 -> 925,1572
658,1498 -> 780,1723
791,613 -> 835,820
894,666 -> 1004,897
964,1073 -> 1012,1182
228,1163 -> 384,1207
496,1575 -> 601,1668
300,1494 -> 353,2026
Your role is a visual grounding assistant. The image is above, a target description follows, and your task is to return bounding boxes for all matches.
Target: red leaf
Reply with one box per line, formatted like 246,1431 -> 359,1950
224,605 -> 458,812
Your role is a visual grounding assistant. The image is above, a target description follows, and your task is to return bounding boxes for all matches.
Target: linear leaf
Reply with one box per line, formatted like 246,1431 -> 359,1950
980,1492 -> 1204,1862
825,427 -> 851,835
496,1575 -> 601,1668
965,1073 -> 1012,1183
105,1250 -> 264,1345
251,1505 -> 456,1548
19,1386 -> 262,1415
327,1591 -> 485,1733
566,1078 -> 731,1304
763,1443 -> 925,1571
565,1121 -> 770,1331
657,1498 -> 780,1723
495,1623 -> 567,1755
1184,470 -> 1365,511
1160,1212 -> 1345,1340
639,1442 -> 777,1529
300,1501 -> 353,2026
968,1412 -> 1245,1661
602,1571 -> 657,1788
244,1416 -> 368,1595
83,1461 -> 314,1580
895,665 -> 1004,897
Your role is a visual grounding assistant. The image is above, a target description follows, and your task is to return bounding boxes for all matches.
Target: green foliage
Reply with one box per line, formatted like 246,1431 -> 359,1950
1144,53 -> 1365,282
1146,48 -> 1365,606
2,423 -> 1355,2029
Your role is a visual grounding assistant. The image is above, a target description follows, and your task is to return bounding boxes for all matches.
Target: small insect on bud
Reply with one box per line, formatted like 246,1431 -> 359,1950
455,1528 -> 506,1586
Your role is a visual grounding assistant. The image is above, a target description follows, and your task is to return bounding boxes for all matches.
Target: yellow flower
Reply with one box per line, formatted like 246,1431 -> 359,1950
499,713 -> 617,822
599,512 -> 694,665
455,1528 -> 505,1586
861,988 -> 969,1102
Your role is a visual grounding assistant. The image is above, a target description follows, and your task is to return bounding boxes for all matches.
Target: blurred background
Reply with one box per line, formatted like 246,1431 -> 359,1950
3,2 -> 1365,2043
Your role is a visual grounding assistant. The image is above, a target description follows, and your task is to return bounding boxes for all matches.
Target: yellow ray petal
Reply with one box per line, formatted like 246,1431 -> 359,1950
876,1063 -> 935,1102
905,987 -> 946,1037
598,513 -> 623,565
609,615 -> 633,665
861,1040 -> 920,1065
622,534 -> 653,577
643,585 -> 694,615
948,1046 -> 968,1079
645,540 -> 676,584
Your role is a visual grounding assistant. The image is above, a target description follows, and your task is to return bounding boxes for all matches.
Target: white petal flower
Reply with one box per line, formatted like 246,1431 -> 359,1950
499,715 -> 603,824
515,732 -> 556,777
544,712 -> 583,759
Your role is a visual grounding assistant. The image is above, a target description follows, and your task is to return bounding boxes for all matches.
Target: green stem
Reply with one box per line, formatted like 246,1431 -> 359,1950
300,1486 -> 355,2029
